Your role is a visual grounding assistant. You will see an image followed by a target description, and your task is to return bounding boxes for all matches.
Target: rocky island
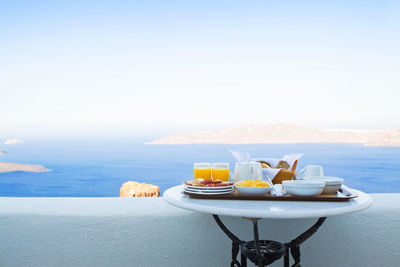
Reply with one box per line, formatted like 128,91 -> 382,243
147,124 -> 400,147
0,162 -> 48,173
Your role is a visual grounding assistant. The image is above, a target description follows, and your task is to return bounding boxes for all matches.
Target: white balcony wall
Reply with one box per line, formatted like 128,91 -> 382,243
1,194 -> 399,267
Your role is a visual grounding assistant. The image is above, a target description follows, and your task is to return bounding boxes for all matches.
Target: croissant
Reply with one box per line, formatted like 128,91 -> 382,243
257,161 -> 271,169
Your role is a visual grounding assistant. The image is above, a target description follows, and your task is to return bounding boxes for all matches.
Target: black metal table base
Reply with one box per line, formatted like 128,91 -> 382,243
213,215 -> 326,267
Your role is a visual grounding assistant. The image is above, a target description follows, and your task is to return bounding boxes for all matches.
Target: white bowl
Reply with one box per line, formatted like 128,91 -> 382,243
282,180 -> 325,196
282,180 -> 326,187
235,184 -> 271,195
303,176 -> 343,194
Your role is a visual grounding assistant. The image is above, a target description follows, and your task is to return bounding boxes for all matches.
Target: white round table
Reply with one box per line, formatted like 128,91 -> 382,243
164,185 -> 372,267
164,185 -> 371,219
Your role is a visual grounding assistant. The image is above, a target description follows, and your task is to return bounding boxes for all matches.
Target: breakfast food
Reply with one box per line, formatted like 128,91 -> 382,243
257,160 -> 290,170
275,160 -> 290,170
258,161 -> 271,169
236,179 -> 270,187
185,179 -> 234,187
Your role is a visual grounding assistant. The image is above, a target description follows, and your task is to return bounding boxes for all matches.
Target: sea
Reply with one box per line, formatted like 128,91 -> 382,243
0,140 -> 399,197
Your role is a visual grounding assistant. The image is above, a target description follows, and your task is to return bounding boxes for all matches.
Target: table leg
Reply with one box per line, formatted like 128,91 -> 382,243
284,217 -> 326,267
213,215 -> 244,267
241,251 -> 247,267
252,219 -> 264,267
284,246 -> 289,267
212,215 -> 326,267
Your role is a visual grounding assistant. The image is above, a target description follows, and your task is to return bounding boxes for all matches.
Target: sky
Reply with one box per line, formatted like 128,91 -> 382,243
1,0 -> 399,140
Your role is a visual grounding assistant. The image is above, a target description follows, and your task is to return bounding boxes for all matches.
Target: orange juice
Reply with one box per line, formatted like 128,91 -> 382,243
194,167 -> 212,180
211,168 -> 230,181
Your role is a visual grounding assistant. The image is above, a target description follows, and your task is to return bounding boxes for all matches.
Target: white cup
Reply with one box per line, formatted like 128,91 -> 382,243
296,165 -> 324,179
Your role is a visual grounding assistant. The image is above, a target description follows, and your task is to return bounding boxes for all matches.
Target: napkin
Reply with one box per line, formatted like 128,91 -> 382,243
230,150 -> 251,162
252,154 -> 303,182
270,184 -> 286,196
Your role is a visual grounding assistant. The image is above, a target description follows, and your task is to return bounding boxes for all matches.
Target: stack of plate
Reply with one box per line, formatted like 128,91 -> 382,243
183,184 -> 234,195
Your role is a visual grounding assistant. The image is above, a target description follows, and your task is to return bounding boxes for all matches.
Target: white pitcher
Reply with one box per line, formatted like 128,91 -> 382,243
233,162 -> 263,183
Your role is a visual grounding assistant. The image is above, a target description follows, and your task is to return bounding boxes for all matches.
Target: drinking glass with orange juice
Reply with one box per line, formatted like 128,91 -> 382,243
211,163 -> 230,182
194,163 -> 212,180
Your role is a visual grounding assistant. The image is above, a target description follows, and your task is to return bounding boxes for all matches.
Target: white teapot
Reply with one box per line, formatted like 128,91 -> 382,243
233,161 -> 263,183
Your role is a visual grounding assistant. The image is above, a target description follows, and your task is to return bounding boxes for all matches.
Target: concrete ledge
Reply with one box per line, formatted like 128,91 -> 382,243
1,194 -> 399,267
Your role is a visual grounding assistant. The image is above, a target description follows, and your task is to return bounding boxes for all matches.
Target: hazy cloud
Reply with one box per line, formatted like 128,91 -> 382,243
4,139 -> 23,145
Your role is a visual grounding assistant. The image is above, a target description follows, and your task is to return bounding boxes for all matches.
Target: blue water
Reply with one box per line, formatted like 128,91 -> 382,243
0,141 -> 399,197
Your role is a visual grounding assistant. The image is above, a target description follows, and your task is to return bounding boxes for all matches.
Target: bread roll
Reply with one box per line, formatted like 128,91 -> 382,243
275,160 -> 290,170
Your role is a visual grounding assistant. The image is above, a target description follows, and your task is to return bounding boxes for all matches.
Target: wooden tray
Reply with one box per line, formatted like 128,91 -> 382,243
183,186 -> 358,202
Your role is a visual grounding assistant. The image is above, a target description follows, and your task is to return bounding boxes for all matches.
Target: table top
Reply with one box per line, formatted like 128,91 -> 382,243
163,185 -> 372,219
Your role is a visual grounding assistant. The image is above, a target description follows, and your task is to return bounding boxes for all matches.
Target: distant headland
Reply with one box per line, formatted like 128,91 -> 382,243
146,124 -> 400,147
0,139 -> 48,173
0,162 -> 48,173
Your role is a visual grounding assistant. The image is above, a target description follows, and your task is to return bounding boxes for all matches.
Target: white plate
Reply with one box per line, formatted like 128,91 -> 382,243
184,186 -> 234,193
183,188 -> 234,195
183,190 -> 233,195
185,186 -> 234,192
183,189 -> 234,194
185,184 -> 234,190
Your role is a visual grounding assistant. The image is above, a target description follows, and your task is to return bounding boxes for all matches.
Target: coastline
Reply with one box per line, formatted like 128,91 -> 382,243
145,141 -> 400,147
146,124 -> 400,147
0,162 -> 48,173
